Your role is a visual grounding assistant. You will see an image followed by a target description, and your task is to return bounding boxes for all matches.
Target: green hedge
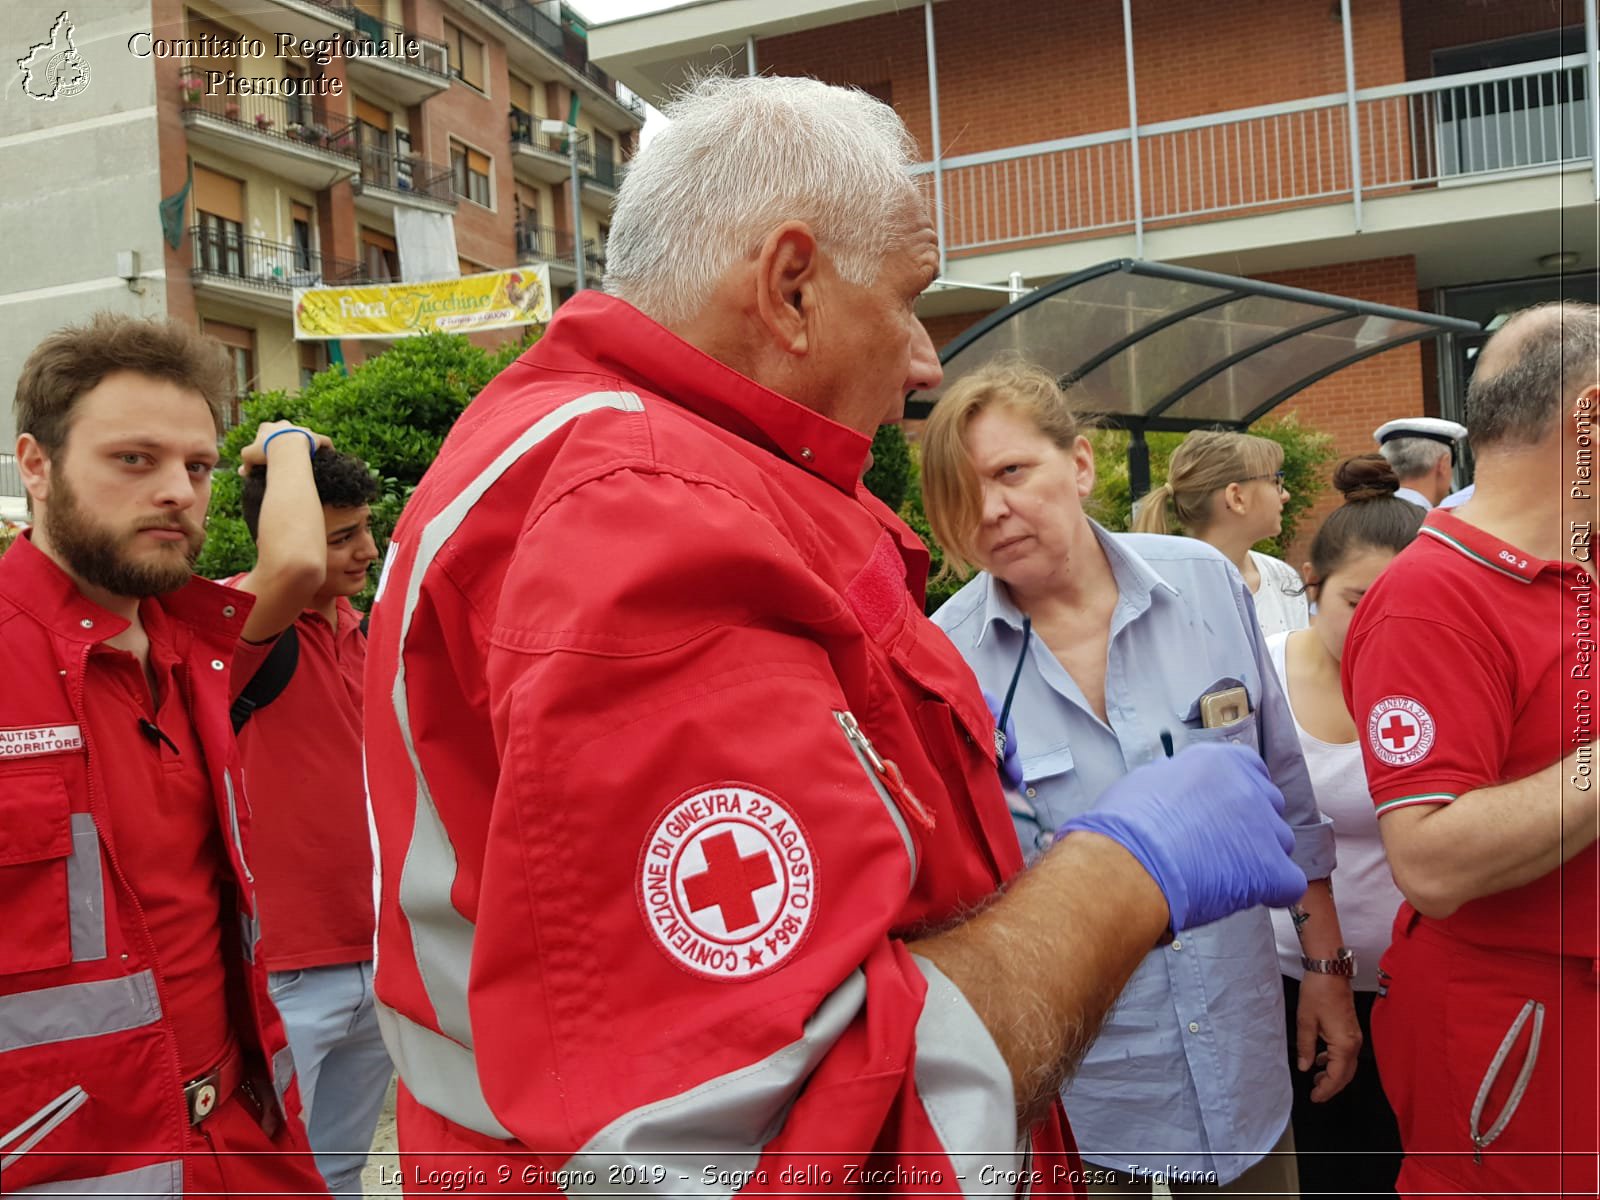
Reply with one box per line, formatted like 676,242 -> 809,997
196,330 -> 534,606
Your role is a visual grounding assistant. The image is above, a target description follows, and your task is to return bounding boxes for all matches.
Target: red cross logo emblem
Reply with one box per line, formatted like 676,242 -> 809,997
639,784 -> 817,981
681,831 -> 776,933
1367,697 -> 1435,766
1379,713 -> 1417,750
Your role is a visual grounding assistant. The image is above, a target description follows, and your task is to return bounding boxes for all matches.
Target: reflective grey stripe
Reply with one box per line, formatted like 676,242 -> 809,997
239,910 -> 259,964
13,1160 -> 182,1196
389,391 -> 642,1133
66,815 -> 104,963
563,970 -> 868,1197
910,956 -> 1019,1198
374,1000 -> 511,1140
1,1087 -> 87,1171
1470,999 -> 1545,1151
833,711 -> 917,881
222,770 -> 252,883
0,971 -> 159,1053
272,1044 -> 295,1105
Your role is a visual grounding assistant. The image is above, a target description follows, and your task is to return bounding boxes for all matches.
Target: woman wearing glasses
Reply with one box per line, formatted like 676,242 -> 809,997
923,360 -> 1358,1200
1132,431 -> 1308,637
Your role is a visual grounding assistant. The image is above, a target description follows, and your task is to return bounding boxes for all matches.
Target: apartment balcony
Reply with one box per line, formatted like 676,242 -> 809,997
445,0 -> 645,125
344,8 -> 451,106
189,225 -> 371,316
582,153 -> 625,198
515,221 -> 603,283
915,53 -> 1596,303
0,452 -> 23,518
509,109 -> 575,184
180,89 -> 359,189
201,0 -> 353,41
352,144 -> 457,217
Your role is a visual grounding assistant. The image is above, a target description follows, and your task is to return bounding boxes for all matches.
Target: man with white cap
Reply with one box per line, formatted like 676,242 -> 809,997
1372,416 -> 1467,509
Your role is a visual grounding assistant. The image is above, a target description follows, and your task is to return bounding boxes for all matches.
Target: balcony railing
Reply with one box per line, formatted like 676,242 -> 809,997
356,143 -> 456,204
515,222 -> 602,272
180,84 -> 358,157
916,53 -> 1594,255
348,7 -> 450,78
588,154 -> 622,189
189,225 -> 370,293
508,109 -> 573,157
0,452 -> 21,498
466,0 -> 642,114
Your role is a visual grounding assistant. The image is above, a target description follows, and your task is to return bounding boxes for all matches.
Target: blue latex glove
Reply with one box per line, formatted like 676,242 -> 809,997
981,689 -> 1024,792
1057,743 -> 1307,931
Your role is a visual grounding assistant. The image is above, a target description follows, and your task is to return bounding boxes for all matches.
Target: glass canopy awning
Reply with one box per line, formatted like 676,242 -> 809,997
907,259 -> 1481,495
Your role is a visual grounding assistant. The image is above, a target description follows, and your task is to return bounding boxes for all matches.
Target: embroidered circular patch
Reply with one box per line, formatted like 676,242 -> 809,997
1367,696 -> 1436,766
638,783 -> 817,981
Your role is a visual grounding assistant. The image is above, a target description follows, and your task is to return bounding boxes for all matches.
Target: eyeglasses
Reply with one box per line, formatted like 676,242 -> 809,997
1238,470 -> 1286,486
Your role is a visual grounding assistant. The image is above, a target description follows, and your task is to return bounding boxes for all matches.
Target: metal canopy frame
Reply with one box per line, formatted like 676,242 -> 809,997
908,259 -> 1481,497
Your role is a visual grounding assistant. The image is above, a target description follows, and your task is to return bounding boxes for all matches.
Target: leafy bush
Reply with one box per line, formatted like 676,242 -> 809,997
197,330 -> 535,605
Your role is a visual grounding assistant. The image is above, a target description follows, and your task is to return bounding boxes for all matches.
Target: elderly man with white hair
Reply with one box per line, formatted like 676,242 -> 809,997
362,74 -> 1305,1196
1373,416 -> 1467,509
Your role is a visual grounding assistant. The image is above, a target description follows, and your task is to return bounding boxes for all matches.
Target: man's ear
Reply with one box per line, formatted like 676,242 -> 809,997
753,221 -> 821,357
15,434 -> 52,506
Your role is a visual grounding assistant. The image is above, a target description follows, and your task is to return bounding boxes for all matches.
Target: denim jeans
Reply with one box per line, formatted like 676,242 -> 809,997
268,961 -> 393,1196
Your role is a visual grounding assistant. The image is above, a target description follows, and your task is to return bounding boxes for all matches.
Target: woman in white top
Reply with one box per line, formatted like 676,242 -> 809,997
1266,454 -> 1423,1198
1133,430 -> 1309,636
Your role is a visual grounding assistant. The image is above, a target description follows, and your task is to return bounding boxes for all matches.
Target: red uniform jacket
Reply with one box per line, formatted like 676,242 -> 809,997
0,535 -> 308,1194
364,292 -> 1080,1195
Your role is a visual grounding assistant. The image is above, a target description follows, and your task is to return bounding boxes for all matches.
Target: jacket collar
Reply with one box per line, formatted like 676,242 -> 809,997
528,291 -> 873,494
0,530 -> 251,645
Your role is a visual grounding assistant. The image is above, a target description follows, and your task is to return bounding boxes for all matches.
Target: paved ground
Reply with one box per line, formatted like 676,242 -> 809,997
359,1079 -> 401,1196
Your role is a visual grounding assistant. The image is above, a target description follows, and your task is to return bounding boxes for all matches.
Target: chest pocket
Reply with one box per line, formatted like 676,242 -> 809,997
1013,745 -> 1080,864
1183,709 -> 1261,752
0,769 -> 75,975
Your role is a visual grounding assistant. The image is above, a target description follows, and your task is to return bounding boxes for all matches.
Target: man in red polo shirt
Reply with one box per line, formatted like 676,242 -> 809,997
0,313 -> 327,1196
1344,301 -> 1599,1199
226,426 -> 387,1196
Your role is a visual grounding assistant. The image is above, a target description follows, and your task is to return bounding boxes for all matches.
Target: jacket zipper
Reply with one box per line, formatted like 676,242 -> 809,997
67,641 -> 193,1150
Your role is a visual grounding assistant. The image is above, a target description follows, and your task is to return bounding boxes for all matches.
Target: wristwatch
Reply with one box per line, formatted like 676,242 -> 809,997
1300,947 -> 1357,976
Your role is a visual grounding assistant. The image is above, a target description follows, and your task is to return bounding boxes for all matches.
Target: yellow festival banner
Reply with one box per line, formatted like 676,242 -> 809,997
293,264 -> 551,340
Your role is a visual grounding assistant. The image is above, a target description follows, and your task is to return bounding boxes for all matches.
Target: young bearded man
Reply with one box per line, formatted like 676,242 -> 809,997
0,313 -> 328,1196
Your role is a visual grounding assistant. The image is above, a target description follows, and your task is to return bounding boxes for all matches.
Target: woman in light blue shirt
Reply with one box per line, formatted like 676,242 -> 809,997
921,360 -> 1359,1197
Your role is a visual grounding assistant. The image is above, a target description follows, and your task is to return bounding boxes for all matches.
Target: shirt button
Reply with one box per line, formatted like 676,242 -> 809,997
800,447 -> 814,461
1188,1021 -> 1201,1033
79,618 -> 94,629
211,659 -> 225,671
222,605 -> 236,617
1171,939 -> 1183,951
1025,787 -> 1037,798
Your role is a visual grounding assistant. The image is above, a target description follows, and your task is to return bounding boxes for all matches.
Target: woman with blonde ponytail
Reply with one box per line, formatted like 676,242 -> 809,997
1134,430 -> 1307,636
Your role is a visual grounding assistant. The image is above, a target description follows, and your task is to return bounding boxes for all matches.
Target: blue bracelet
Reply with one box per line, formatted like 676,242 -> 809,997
262,427 -> 316,458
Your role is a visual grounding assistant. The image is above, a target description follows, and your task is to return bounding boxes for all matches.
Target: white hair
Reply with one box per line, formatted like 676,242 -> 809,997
1379,436 -> 1449,480
603,74 -> 923,327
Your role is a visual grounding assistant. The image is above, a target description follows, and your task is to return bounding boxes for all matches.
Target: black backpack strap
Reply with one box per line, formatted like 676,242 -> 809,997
230,625 -> 301,733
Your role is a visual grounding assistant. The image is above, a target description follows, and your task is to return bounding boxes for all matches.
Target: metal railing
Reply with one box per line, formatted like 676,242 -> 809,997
356,142 -> 456,204
180,85 -> 358,158
917,54 -> 1594,254
466,0 -> 643,115
508,109 -> 572,157
515,222 -> 602,272
588,154 -> 622,189
348,7 -> 450,78
0,453 -> 21,498
189,225 -> 371,293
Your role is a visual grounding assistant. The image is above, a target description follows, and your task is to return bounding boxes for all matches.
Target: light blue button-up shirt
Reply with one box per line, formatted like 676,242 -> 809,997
932,525 -> 1333,1184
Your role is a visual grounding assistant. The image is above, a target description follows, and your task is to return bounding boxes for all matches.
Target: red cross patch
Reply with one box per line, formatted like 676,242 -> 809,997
1366,696 -> 1436,767
638,784 -> 817,981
